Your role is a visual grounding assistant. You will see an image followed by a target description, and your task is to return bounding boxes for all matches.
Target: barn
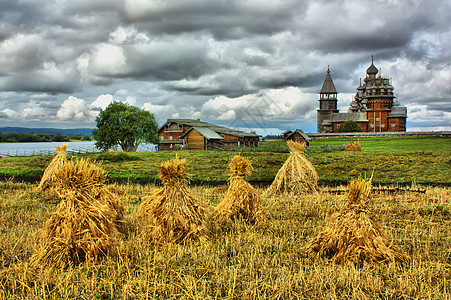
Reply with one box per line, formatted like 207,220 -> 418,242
158,119 -> 260,150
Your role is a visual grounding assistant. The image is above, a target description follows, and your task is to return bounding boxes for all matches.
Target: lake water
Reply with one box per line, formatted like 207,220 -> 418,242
0,141 -> 157,157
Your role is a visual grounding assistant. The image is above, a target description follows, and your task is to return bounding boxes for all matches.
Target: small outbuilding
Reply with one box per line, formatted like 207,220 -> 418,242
283,129 -> 311,146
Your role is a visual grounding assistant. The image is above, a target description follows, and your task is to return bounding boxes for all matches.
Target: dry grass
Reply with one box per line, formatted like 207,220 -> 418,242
264,140 -> 318,196
138,156 -> 208,244
212,156 -> 262,224
306,177 -> 407,264
36,144 -> 68,192
30,159 -> 124,268
345,141 -> 362,151
0,181 -> 450,299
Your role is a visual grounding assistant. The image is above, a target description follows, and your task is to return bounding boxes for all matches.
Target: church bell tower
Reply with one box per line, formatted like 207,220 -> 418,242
317,67 -> 338,133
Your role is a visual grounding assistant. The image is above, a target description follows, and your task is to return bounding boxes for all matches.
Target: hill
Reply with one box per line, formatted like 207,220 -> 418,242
0,127 -> 93,136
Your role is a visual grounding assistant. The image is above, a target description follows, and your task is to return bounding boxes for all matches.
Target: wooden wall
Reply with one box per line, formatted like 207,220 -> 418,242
185,130 -> 205,150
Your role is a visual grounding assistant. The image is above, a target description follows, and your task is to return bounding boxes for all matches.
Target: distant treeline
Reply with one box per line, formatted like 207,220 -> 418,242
0,132 -> 92,143
262,135 -> 283,140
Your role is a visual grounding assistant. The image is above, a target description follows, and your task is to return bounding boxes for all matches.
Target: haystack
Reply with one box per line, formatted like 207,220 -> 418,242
138,156 -> 207,244
31,159 -> 123,268
345,142 -> 361,151
264,140 -> 318,195
306,177 -> 407,264
36,144 -> 68,191
212,156 -> 261,223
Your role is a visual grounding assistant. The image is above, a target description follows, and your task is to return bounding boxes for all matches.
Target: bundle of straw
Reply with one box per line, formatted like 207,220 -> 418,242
345,142 -> 361,151
138,156 -> 207,244
36,144 -> 68,191
306,177 -> 407,264
264,140 -> 318,195
212,156 -> 261,223
31,159 -> 123,268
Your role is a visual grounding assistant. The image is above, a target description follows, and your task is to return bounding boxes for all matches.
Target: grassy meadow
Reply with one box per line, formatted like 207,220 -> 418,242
0,135 -> 450,298
0,136 -> 450,184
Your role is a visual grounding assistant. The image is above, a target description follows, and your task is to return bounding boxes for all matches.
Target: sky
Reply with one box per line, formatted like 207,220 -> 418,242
0,0 -> 450,135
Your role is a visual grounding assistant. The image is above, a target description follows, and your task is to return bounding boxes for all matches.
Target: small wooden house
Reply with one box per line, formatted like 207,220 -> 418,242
158,119 -> 260,150
284,129 -> 310,146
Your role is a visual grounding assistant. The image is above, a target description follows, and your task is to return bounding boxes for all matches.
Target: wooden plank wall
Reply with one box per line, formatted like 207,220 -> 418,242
186,130 -> 205,150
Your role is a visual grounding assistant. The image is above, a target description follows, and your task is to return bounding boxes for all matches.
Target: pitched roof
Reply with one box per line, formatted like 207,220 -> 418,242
180,126 -> 224,140
389,107 -> 407,117
285,129 -> 311,141
160,119 -> 259,138
320,68 -> 337,94
329,112 -> 368,123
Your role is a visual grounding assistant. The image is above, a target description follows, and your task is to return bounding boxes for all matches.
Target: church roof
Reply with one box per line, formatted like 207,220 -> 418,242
320,67 -> 337,94
366,56 -> 378,75
389,107 -> 407,118
329,112 -> 368,122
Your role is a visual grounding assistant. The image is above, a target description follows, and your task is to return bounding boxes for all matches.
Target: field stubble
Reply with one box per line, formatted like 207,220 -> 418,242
0,181 -> 450,299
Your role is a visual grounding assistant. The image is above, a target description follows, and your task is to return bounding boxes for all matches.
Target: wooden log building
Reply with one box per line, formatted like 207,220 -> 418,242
317,57 -> 407,133
158,119 -> 260,150
283,129 -> 310,146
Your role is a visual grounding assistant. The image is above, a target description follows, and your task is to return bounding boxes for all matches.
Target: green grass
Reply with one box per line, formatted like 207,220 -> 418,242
309,135 -> 451,153
0,136 -> 449,184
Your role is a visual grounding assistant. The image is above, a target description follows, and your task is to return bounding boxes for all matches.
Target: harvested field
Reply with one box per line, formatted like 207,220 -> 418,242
0,181 -> 449,299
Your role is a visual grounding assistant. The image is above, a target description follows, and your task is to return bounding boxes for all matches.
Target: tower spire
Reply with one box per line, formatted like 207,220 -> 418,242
320,67 -> 337,94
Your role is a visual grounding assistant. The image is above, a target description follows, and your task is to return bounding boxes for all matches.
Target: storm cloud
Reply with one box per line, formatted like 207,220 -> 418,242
0,0 -> 450,133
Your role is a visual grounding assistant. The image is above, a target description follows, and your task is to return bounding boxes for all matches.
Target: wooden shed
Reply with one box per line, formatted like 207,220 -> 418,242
284,129 -> 311,146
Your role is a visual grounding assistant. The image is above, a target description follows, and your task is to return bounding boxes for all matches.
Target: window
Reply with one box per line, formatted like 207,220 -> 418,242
381,124 -> 385,128
391,124 -> 395,127
376,118 -> 379,121
370,124 -> 374,128
170,136 -> 173,140
160,136 -> 164,140
337,124 -> 340,128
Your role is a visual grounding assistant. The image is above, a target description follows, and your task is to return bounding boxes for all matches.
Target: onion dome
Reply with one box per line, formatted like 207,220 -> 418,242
366,55 -> 378,75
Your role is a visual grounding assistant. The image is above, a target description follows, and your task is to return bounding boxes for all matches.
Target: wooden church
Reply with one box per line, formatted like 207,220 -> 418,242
317,57 -> 407,133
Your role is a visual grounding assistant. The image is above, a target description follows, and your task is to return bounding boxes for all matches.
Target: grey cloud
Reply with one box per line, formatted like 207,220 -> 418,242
0,67 -> 81,94
124,0 -> 300,39
0,0 -> 449,131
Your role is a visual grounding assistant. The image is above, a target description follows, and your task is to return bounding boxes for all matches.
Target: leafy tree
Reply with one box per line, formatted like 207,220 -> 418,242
338,120 -> 362,133
92,102 -> 159,152
53,132 -> 70,142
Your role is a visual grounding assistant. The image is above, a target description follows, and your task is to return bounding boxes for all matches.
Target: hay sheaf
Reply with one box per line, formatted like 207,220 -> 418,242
36,144 -> 68,191
345,142 -> 362,151
138,156 -> 207,244
264,140 -> 318,196
306,177 -> 407,264
31,159 -> 124,268
212,156 -> 261,223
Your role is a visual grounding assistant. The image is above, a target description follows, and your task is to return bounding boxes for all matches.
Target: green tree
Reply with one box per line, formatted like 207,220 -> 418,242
338,120 -> 362,133
92,102 -> 159,152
